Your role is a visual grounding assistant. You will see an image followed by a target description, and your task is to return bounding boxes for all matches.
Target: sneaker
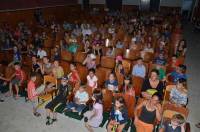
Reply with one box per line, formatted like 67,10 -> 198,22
196,123 -> 200,128
46,116 -> 53,125
52,118 -> 57,123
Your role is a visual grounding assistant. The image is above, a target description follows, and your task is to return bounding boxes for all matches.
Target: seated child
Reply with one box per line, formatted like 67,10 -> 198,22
107,96 -> 128,132
106,46 -> 115,57
115,61 -> 125,75
167,64 -> 187,83
68,63 -> 81,85
123,75 -> 135,97
105,73 -> 118,92
87,68 -> 98,90
170,78 -> 188,106
159,114 -> 185,132
83,53 -> 96,70
45,76 -> 71,125
65,85 -> 89,115
84,90 -> 103,131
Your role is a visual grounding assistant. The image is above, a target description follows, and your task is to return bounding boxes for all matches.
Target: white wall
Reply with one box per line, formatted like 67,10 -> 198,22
123,0 -> 140,5
160,0 -> 182,7
78,0 -> 105,4
78,0 -> 183,7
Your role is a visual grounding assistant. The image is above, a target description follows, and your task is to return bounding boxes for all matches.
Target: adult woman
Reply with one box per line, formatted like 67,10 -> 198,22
134,93 -> 162,132
141,69 -> 164,99
84,89 -> 103,132
175,39 -> 187,57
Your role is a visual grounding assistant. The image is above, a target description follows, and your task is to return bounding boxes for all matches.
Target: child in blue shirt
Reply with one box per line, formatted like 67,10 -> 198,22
105,73 -> 118,92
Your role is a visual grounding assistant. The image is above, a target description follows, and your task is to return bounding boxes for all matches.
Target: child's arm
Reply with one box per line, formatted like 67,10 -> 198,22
181,123 -> 185,132
0,76 -> 9,81
155,104 -> 162,122
159,128 -> 165,132
9,73 -> 16,81
134,100 -> 146,124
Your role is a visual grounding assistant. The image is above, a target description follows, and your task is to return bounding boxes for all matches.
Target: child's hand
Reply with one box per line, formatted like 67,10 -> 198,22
134,117 -> 139,125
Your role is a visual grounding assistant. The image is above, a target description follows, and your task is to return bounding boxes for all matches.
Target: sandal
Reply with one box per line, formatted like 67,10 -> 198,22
15,95 -> 19,100
5,92 -> 11,97
34,112 -> 41,117
46,117 -> 52,125
196,123 -> 200,128
52,118 -> 57,123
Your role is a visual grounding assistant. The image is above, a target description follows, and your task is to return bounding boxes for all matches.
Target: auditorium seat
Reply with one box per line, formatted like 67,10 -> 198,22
61,50 -> 73,62
100,56 -> 115,69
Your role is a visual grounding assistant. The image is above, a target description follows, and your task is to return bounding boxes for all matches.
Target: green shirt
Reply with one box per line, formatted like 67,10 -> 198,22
158,68 -> 166,80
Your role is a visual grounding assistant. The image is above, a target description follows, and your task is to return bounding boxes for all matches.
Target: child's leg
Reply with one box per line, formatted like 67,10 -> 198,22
107,121 -> 114,132
7,82 -> 13,96
46,108 -> 51,118
66,102 -> 76,110
32,99 -> 41,117
85,123 -> 94,132
76,104 -> 86,114
45,109 -> 52,125
117,124 -> 125,132
53,112 -> 57,120
15,84 -> 19,98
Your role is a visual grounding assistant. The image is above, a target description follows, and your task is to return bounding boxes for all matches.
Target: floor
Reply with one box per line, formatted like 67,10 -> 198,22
0,96 -> 105,132
0,23 -> 200,132
184,22 -> 200,132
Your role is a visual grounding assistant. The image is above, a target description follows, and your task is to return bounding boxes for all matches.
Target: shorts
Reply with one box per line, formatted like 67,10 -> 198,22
31,98 -> 38,109
11,77 -> 20,85
45,96 -> 63,111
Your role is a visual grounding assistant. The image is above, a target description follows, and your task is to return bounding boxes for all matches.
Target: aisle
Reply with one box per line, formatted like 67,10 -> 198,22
183,22 -> 200,132
0,96 -> 105,132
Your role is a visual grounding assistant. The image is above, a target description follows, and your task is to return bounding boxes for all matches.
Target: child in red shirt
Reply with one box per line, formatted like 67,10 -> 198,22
7,62 -> 25,99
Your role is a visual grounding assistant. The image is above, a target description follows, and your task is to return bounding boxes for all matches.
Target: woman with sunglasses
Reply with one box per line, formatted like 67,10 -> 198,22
134,93 -> 162,132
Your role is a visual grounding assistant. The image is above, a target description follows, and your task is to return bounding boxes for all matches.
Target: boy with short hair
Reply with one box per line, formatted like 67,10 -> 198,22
27,72 -> 42,117
159,114 -> 185,132
7,62 -> 25,99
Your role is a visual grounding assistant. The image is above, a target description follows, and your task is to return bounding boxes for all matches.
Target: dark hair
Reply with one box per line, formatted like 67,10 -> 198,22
177,78 -> 187,89
172,114 -> 185,125
172,54 -> 177,58
178,39 -> 187,49
88,68 -> 96,73
117,61 -> 122,65
70,63 -> 76,67
179,64 -> 187,72
123,75 -> 133,91
114,96 -> 126,111
152,92 -> 162,101
14,62 -> 21,66
151,69 -> 160,76
137,57 -> 143,61
93,89 -> 103,104
30,72 -> 37,78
